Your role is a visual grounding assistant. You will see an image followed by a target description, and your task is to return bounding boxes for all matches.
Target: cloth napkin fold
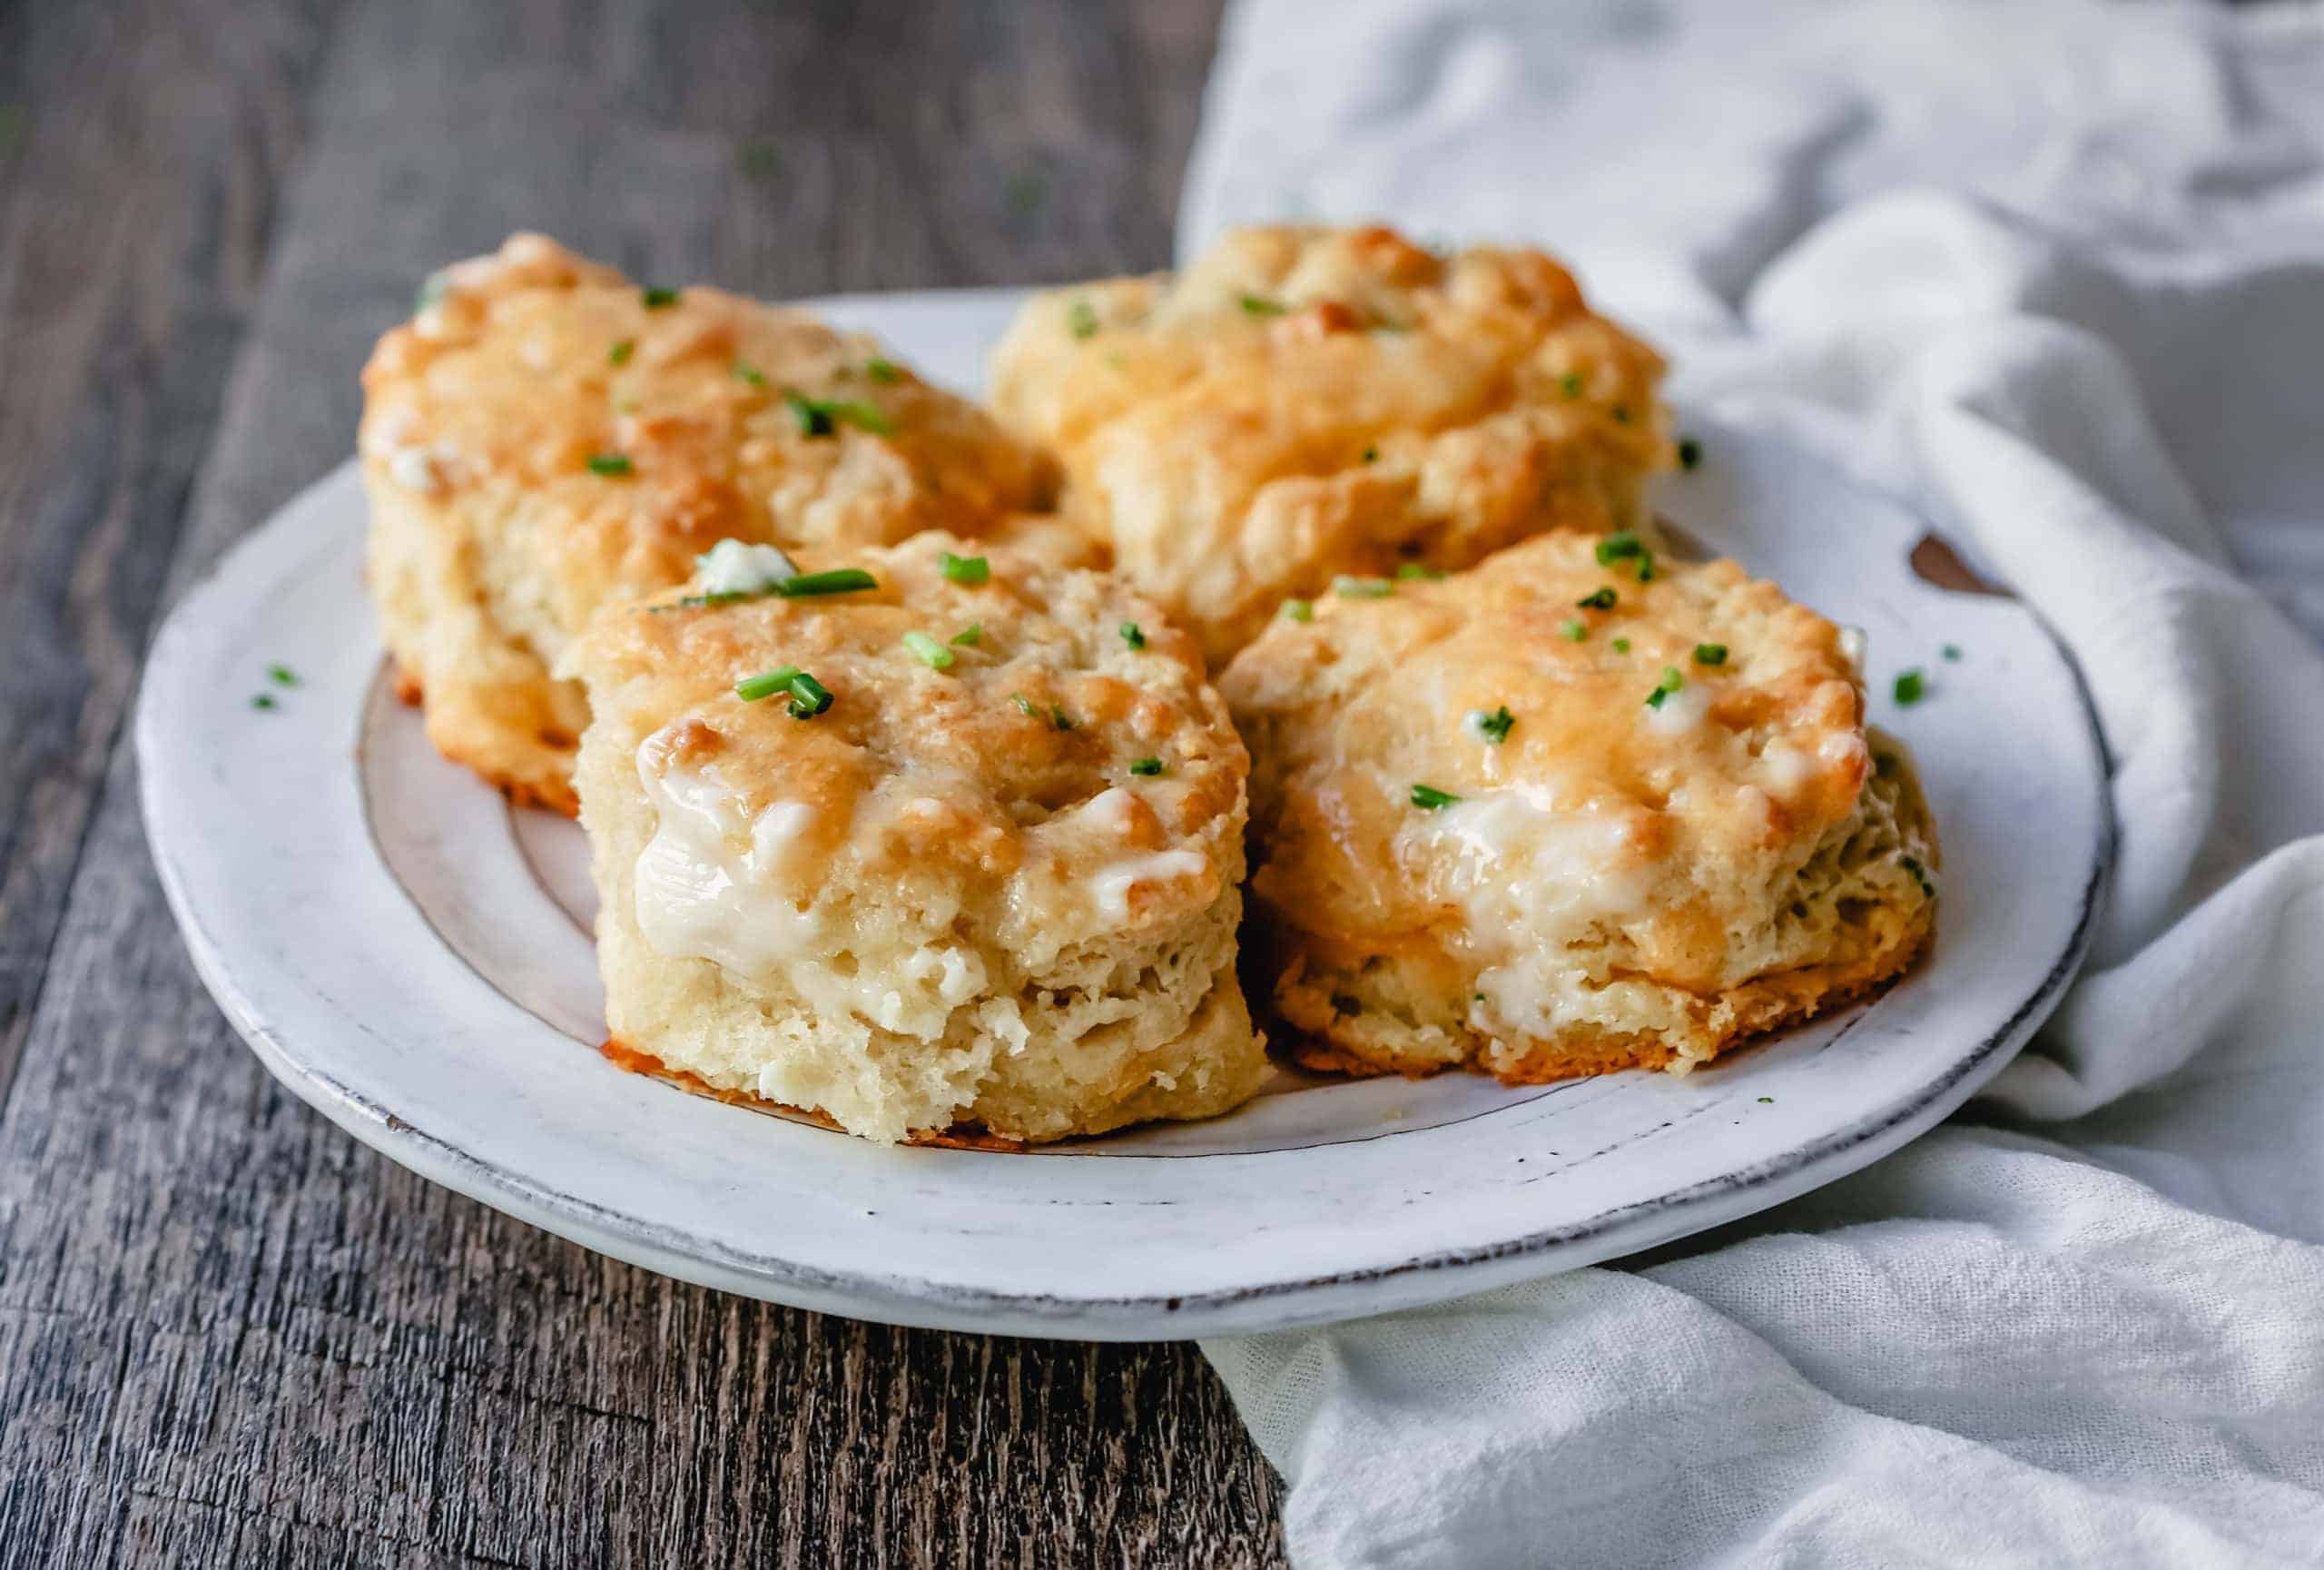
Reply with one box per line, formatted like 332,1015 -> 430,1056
1184,3 -> 2324,1564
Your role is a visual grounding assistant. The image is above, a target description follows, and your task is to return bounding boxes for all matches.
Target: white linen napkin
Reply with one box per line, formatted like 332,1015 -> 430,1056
1184,4 -> 2324,1564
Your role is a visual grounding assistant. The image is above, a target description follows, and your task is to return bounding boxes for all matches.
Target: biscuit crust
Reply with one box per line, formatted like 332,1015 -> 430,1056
562,533 -> 1265,1144
361,233 -> 1059,814
1220,532 -> 1938,1082
990,224 -> 1671,664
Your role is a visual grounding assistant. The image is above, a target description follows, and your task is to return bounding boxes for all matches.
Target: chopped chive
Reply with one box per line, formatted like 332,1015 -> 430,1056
1679,437 -> 1702,470
1333,576 -> 1394,598
1282,598 -> 1314,622
1612,405 -> 1632,425
1468,706 -> 1515,745
1361,446 -> 1379,463
783,390 -> 891,437
784,671 -> 834,718
1942,643 -> 1962,662
1068,301 -> 1099,340
1049,704 -> 1075,731
1410,784 -> 1460,811
940,551 -> 990,585
736,666 -> 803,702
1758,1095 -> 1774,1104
1559,371 -> 1584,399
608,339 -> 635,367
266,664 -> 300,687
677,589 -> 754,608
1694,643 -> 1728,666
1239,294 -> 1285,316
642,287 -> 679,310
776,568 -> 879,597
586,453 -> 635,476
950,623 -> 983,647
1560,618 -> 1588,642
414,272 -> 448,312
250,693 -> 277,711
1395,562 -> 1443,581
734,361 -> 765,386
1612,637 -> 1632,653
1012,693 -> 1037,716
902,631 -> 955,671
1119,622 -> 1146,649
1596,531 -> 1644,565
1577,587 -> 1617,610
1129,757 -> 1165,776
1894,668 -> 1925,706
1645,667 -> 1684,708
865,358 -> 901,383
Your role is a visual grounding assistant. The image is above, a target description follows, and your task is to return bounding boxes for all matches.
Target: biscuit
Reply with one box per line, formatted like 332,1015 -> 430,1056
559,532 -> 1266,1144
361,234 -> 1059,814
989,224 -> 1670,665
1219,532 -> 1937,1081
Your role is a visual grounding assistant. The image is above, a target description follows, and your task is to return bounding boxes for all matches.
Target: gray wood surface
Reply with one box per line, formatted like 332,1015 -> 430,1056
0,2 -> 1287,1564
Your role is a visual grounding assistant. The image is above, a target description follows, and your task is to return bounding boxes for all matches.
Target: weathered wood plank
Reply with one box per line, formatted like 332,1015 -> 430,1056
0,2 -> 1281,1565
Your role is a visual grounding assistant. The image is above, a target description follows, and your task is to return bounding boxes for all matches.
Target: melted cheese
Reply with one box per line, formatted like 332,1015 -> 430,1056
1087,850 -> 1208,923
632,749 -> 985,1039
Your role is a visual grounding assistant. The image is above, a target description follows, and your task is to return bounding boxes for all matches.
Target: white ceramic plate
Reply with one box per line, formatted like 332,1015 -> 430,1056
137,289 -> 2110,1340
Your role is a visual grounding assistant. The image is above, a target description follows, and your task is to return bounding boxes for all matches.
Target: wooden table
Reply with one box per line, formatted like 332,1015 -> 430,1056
0,2 -> 1287,1562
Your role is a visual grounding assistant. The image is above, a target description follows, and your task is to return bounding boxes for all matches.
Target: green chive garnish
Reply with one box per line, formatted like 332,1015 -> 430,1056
1362,446 -> 1379,463
777,568 -> 878,597
1333,576 -> 1394,598
784,390 -> 891,437
1942,643 -> 1962,662
1612,637 -> 1632,653
1410,784 -> 1460,810
1596,531 -> 1644,566
1612,405 -> 1632,425
1694,643 -> 1728,666
1012,693 -> 1036,716
608,340 -> 635,366
1645,667 -> 1684,708
1395,562 -> 1443,581
1049,704 -> 1075,731
586,453 -> 634,476
1894,668 -> 1925,706
950,623 -> 983,646
736,666 -> 802,702
267,664 -> 299,687
414,272 -> 447,312
1561,619 -> 1588,642
1129,757 -> 1165,776
1120,622 -> 1146,649
902,631 -> 955,671
784,671 -> 834,718
1559,371 -> 1584,399
1282,598 -> 1314,622
734,362 -> 765,386
940,551 -> 990,585
865,358 -> 901,383
1239,294 -> 1285,316
251,693 -> 276,711
1577,587 -> 1617,610
1068,301 -> 1099,340
1679,437 -> 1701,469
642,287 -> 679,309
1471,706 -> 1514,745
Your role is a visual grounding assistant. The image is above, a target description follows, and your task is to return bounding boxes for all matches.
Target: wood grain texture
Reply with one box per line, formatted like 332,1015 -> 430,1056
0,2 -> 1284,1565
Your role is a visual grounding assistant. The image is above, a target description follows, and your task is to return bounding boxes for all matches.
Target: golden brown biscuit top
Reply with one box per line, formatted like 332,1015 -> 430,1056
1219,532 -> 1871,988
359,233 -> 1056,636
988,224 -> 1672,661
564,533 -> 1248,951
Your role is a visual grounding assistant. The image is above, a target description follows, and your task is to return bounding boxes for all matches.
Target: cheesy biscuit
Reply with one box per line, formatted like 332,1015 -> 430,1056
361,234 -> 1058,814
1219,532 -> 1937,1082
560,532 -> 1265,1144
990,223 -> 1670,665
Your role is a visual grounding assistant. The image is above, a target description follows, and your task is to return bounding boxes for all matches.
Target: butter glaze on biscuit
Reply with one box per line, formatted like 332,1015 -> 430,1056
1220,532 -> 1937,1082
990,224 -> 1671,665
559,532 -> 1265,1145
361,234 -> 1059,814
